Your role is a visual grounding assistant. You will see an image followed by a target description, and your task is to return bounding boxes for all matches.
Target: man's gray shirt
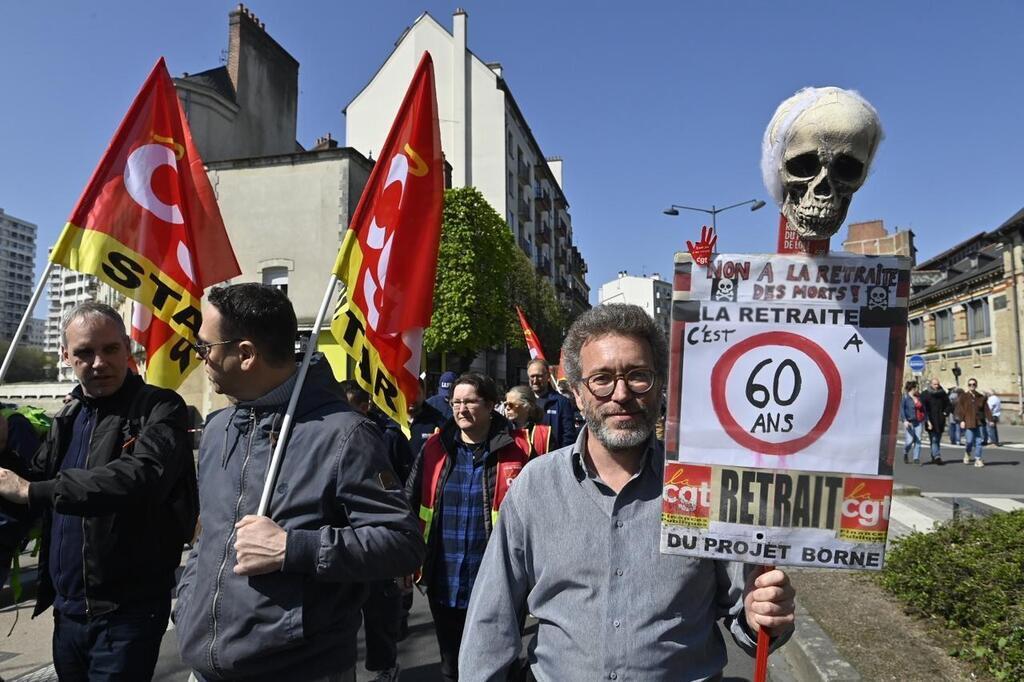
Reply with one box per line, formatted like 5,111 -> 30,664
459,429 -> 789,681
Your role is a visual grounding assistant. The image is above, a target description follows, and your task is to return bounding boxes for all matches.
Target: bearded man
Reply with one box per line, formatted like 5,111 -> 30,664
458,304 -> 795,681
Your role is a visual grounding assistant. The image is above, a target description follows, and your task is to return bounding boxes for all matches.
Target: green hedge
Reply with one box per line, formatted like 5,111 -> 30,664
880,510 -> 1024,681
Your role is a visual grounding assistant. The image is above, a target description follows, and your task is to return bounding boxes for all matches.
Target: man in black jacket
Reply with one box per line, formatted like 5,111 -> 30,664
0,302 -> 196,681
921,378 -> 950,465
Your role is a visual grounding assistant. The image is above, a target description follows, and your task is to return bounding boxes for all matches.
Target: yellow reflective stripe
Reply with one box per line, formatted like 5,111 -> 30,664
491,509 -> 499,527
419,505 -> 434,542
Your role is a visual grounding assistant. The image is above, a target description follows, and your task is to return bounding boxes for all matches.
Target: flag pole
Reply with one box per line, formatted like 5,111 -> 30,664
0,262 -> 55,386
257,274 -> 339,517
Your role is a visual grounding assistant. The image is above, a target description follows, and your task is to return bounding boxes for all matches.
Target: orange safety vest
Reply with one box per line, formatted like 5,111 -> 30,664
524,423 -> 551,458
417,431 -> 531,543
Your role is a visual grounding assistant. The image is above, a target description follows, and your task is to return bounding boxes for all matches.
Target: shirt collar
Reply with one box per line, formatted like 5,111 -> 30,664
570,427 -> 661,483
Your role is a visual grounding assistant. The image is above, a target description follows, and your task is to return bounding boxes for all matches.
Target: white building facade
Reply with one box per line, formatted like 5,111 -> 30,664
345,10 -> 590,315
0,208 -> 37,343
598,272 -> 673,341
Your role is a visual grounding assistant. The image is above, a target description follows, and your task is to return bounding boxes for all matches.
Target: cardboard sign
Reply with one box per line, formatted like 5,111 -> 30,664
661,252 -> 911,569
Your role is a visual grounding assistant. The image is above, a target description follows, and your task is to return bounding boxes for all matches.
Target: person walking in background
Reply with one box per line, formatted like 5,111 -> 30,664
0,407 -> 42,590
527,359 -> 577,448
947,386 -> 962,445
921,378 -> 948,465
409,378 -> 448,457
503,385 -> 551,457
405,373 -> 530,681
954,378 -> 992,468
901,381 -> 925,465
985,390 -> 1002,447
426,371 -> 458,420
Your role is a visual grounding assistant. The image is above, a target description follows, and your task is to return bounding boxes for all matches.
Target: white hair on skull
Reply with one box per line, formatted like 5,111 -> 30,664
761,86 -> 884,208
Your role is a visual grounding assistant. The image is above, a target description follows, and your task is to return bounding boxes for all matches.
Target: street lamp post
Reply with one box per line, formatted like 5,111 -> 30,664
663,199 -> 766,231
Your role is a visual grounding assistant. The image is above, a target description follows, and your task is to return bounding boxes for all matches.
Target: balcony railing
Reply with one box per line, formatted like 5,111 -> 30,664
517,159 -> 531,185
537,222 -> 551,245
517,195 -> 531,221
534,185 -> 551,210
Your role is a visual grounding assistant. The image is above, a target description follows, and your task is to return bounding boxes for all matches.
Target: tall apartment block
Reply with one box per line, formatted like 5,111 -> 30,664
345,9 -> 590,316
0,208 -> 37,343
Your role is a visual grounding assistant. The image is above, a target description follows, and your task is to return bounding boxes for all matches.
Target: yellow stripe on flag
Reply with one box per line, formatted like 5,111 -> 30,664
50,223 -> 203,342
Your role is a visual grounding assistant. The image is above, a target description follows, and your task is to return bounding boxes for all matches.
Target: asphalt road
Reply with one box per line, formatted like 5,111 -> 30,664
892,424 -> 1024,495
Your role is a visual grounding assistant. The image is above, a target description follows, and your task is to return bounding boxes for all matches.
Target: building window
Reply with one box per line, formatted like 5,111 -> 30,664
967,299 -> 990,339
908,317 -> 924,350
508,131 -> 513,156
508,171 -> 514,196
262,267 -> 289,297
934,308 -> 954,345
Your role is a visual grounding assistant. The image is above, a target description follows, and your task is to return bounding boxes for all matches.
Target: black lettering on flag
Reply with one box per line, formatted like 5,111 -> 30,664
169,335 -> 194,373
149,273 -> 184,309
102,252 -> 144,288
171,306 -> 202,337
374,370 -> 399,412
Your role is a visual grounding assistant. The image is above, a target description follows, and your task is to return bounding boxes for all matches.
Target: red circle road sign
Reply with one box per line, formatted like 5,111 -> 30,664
709,331 -> 842,456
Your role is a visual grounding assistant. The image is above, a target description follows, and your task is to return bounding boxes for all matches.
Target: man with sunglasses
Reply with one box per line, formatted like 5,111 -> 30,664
954,378 -> 992,467
459,304 -> 795,681
0,301 -> 196,681
174,284 -> 423,682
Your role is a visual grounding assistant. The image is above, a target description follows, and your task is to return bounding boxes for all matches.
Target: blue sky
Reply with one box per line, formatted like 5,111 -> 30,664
3,2 -> 1022,316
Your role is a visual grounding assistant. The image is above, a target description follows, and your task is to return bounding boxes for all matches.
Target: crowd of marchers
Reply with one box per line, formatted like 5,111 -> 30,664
901,376 -> 1003,468
0,285 -> 796,682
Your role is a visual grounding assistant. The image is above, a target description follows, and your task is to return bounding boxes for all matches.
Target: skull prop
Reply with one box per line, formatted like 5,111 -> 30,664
762,87 -> 883,241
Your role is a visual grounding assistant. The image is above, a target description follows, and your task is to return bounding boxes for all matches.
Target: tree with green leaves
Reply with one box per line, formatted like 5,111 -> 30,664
425,187 -> 570,370
425,187 -> 518,365
0,340 -> 57,382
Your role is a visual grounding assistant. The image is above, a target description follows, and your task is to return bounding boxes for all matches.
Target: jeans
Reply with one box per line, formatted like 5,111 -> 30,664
362,579 -> 401,671
987,421 -> 1000,446
904,422 -> 923,462
927,429 -> 943,459
965,426 -> 984,461
948,420 -> 961,445
52,599 -> 170,682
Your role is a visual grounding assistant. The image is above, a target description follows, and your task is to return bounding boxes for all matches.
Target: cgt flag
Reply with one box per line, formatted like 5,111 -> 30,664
50,58 -> 239,388
329,52 -> 443,429
516,306 -> 546,361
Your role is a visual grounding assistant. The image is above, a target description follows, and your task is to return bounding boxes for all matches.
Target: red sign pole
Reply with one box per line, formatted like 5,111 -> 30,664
753,212 -> 831,682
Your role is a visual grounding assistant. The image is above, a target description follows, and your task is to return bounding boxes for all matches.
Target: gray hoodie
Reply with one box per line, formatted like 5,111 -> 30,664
174,358 -> 424,680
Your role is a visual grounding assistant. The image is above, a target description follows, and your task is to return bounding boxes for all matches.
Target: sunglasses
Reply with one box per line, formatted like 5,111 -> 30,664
191,338 -> 241,360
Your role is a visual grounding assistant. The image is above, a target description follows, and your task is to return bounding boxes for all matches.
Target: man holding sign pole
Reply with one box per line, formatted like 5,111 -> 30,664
174,284 -> 423,682
459,304 -> 794,681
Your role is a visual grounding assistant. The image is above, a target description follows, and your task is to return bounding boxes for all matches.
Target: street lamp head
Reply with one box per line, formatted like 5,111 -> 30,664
750,200 -> 766,212
663,207 -> 680,216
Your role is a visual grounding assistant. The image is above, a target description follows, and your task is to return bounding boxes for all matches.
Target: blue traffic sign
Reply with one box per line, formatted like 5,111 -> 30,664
908,354 -> 926,373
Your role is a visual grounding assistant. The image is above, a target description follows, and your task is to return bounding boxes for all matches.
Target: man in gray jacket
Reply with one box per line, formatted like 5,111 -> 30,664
174,284 -> 424,681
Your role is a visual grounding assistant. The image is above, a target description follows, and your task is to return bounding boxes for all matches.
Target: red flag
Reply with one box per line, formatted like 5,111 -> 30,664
330,53 -> 444,427
50,58 -> 240,387
516,306 -> 546,361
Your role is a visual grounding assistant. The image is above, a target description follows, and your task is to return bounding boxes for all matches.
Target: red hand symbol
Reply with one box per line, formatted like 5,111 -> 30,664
686,225 -> 717,266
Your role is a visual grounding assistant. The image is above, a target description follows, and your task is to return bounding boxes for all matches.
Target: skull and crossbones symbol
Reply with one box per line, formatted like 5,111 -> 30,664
714,279 -> 736,302
867,286 -> 889,310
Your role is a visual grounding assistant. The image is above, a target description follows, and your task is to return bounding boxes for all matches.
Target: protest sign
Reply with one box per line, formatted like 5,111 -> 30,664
661,251 -> 911,569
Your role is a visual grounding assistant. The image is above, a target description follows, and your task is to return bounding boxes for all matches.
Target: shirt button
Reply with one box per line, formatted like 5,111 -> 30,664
615,520 -> 623,528
615,568 -> 623,576
609,674 -> 618,680
613,619 -> 621,628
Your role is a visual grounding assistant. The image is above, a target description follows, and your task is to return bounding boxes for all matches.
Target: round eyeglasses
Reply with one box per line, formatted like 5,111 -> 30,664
582,368 -> 656,398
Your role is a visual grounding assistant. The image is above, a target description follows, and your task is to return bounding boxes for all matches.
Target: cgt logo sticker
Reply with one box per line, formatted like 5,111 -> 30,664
662,463 -> 713,518
840,478 -> 891,532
